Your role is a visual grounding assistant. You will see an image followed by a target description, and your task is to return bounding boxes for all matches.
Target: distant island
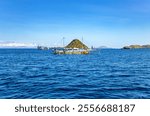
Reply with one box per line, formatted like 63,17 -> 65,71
123,45 -> 150,49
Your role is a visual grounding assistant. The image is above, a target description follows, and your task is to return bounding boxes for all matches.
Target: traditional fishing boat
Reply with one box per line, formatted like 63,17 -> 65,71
54,48 -> 89,54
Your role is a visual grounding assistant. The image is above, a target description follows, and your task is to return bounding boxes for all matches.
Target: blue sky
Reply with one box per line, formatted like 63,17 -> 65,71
0,0 -> 150,48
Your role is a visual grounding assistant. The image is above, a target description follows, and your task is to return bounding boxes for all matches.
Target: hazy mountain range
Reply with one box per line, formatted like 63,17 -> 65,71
0,42 -> 37,48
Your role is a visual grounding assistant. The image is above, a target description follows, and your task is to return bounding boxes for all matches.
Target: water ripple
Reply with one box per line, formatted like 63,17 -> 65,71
0,49 -> 150,98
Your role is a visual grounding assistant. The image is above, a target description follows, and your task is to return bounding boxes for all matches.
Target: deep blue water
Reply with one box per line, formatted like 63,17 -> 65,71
0,48 -> 150,99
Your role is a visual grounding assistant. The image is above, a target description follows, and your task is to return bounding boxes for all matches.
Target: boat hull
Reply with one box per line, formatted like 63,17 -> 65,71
54,49 -> 89,54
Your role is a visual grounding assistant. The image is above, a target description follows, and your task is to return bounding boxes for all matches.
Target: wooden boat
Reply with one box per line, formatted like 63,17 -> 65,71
54,48 -> 89,54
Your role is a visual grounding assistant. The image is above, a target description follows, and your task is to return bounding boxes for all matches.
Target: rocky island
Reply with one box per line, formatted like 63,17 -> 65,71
123,45 -> 150,49
65,39 -> 88,49
54,39 -> 89,54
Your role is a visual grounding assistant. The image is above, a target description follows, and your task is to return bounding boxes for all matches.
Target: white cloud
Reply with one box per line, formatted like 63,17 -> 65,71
0,42 -> 37,48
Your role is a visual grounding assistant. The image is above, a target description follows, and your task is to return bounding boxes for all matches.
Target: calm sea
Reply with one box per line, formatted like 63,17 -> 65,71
0,48 -> 150,99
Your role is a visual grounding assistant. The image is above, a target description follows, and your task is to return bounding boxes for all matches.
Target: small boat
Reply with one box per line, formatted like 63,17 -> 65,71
54,48 -> 89,54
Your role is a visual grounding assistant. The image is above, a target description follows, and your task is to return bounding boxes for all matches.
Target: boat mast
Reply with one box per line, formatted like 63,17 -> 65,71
82,36 -> 83,43
63,37 -> 65,48
82,36 -> 84,49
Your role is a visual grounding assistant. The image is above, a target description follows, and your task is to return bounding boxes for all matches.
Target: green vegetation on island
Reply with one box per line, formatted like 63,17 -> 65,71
65,39 -> 89,49
123,45 -> 150,49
